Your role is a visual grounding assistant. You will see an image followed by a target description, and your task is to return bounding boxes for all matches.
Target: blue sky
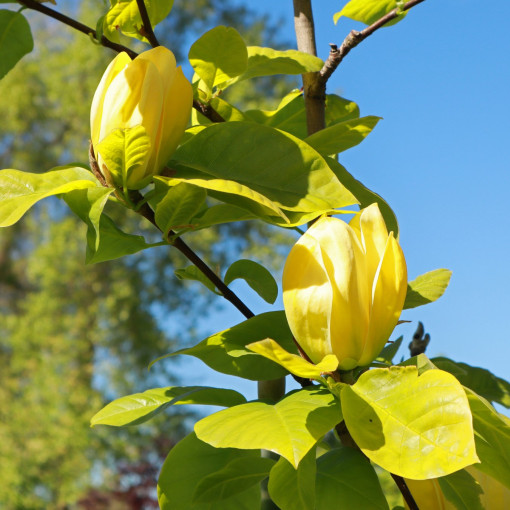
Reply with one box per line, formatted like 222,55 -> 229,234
171,1 -> 510,404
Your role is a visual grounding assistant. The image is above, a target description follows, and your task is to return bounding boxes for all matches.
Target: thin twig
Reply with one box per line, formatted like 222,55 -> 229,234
135,0 -> 160,47
391,474 -> 419,510
320,0 -> 426,84
193,99 -> 226,123
18,0 -> 138,59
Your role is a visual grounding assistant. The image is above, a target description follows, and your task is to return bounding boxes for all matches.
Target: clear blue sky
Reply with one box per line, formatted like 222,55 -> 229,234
170,1 -> 510,404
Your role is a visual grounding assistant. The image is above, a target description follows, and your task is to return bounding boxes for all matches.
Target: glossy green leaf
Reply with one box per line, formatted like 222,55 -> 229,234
334,0 -> 406,26
316,448 -> 389,510
96,125 -> 151,189
195,387 -> 341,468
224,259 -> 278,304
326,158 -> 399,237
376,336 -> 403,365
191,203 -> 258,229
404,269 -> 452,309
103,0 -> 174,42
268,448 -> 316,510
192,96 -> 247,125
193,456 -> 275,504
438,469 -> 484,510
304,116 -> 381,155
466,388 -> 510,489
247,339 -> 338,379
222,46 -> 323,88
174,265 -> 221,295
341,366 -> 479,479
189,26 -> 247,93
91,386 -> 245,427
151,311 -> 296,380
0,10 -> 33,79
0,167 -> 98,227
433,357 -> 510,409
158,432 -> 260,510
169,122 -> 358,217
155,182 -> 207,236
245,92 -> 359,140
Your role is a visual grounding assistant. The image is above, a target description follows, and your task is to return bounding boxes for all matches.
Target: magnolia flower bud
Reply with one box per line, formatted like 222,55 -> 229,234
282,204 -> 407,370
91,46 -> 192,190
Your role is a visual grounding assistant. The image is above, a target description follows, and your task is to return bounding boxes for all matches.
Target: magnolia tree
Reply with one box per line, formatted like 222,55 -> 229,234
1,1 -> 509,509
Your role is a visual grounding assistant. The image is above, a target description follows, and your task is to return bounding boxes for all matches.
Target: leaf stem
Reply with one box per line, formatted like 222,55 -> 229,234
135,0 -> 160,48
391,473 -> 420,510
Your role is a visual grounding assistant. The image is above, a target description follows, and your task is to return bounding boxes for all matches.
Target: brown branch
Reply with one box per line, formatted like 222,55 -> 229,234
391,474 -> 419,510
136,0 -> 160,48
320,0 -> 427,84
193,99 -> 226,123
18,0 -> 138,59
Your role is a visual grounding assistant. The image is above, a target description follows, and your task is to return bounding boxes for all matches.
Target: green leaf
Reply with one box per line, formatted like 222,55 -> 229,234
192,96 -> 247,125
334,0 -> 407,26
169,122 -> 358,223
103,0 -> 174,42
466,388 -> 510,490
0,10 -> 33,79
0,167 -> 98,227
222,46 -> 323,88
268,448 -> 316,510
189,26 -> 247,93
304,116 -> 381,155
155,182 -> 207,236
174,265 -> 221,295
404,269 -> 453,309
158,432 -> 260,510
341,366 -> 479,479
191,203 -> 259,229
433,357 -> 510,409
151,311 -> 297,380
193,456 -> 275,504
96,125 -> 151,189
326,158 -> 399,237
91,386 -> 246,427
224,259 -> 278,304
247,339 -> 338,379
195,387 -> 341,468
438,469 -> 484,510
376,335 -> 403,364
316,448 -> 389,510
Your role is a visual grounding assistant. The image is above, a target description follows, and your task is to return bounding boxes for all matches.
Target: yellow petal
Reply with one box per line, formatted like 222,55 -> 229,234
404,478 -> 451,510
90,52 -> 131,147
246,339 -> 338,379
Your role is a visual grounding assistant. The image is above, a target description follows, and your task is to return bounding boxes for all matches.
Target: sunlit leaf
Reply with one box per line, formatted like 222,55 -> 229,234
334,0 -> 407,26
268,448 -> 316,510
0,166 -> 98,227
341,366 -> 478,479
189,26 -> 247,93
438,469 -> 484,510
192,96 -> 247,125
195,387 -> 341,468
0,10 -> 33,79
316,448 -> 389,509
247,339 -> 338,379
224,259 -> 278,304
404,269 -> 452,309
304,116 -> 381,155
193,456 -> 275,504
150,311 -> 296,380
91,386 -> 245,427
158,432 -> 260,510
376,336 -> 403,364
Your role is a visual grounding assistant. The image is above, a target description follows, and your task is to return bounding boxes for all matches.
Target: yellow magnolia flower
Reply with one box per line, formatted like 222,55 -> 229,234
405,468 -> 510,509
91,46 -> 192,190
282,204 -> 407,371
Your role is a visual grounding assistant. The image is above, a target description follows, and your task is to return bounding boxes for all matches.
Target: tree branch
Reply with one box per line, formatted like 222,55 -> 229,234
136,0 -> 160,48
391,473 -> 419,510
320,0 -> 426,84
18,0 -> 138,59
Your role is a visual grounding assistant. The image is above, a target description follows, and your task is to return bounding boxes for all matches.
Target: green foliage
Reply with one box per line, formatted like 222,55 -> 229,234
268,448 -> 316,510
158,432 -> 261,509
153,311 -> 296,380
316,448 -> 389,510
438,469 -> 484,510
91,386 -> 246,427
377,336 -> 403,364
174,264 -> 222,294
334,0 -> 407,26
0,10 -> 33,79
195,387 -> 341,468
404,268 -> 453,309
341,366 -> 478,478
224,259 -> 278,304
